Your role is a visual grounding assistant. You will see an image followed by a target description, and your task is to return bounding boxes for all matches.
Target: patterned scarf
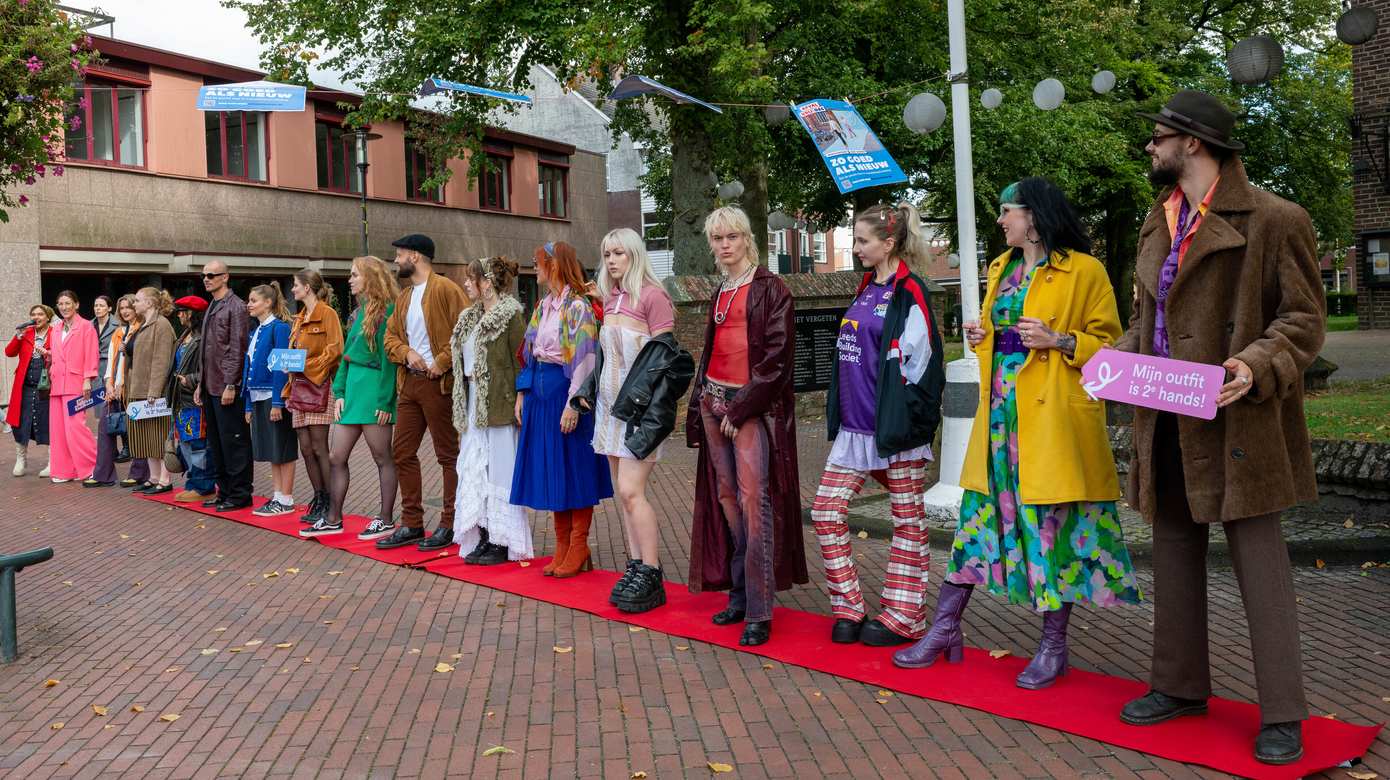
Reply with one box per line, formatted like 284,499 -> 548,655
523,287 -> 599,380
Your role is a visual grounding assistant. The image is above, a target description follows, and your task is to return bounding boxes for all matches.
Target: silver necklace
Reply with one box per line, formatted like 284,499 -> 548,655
714,267 -> 754,325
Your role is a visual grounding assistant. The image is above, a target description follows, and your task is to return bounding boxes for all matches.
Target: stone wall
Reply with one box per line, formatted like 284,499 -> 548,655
664,270 -> 948,425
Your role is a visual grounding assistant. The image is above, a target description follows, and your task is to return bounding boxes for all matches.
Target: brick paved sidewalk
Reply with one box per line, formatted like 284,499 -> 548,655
0,426 -> 1385,779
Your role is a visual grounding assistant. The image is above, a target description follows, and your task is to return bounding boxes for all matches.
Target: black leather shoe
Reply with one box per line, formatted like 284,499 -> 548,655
463,529 -> 493,564
739,621 -> 771,646
831,619 -> 864,644
417,526 -> 454,551
1120,690 -> 1209,726
1254,722 -> 1303,765
474,544 -> 510,566
202,497 -> 221,508
131,481 -> 155,493
860,620 -> 914,647
376,525 -> 425,549
83,478 -> 115,488
145,483 -> 173,496
119,478 -> 141,488
214,500 -> 251,513
712,607 -> 745,625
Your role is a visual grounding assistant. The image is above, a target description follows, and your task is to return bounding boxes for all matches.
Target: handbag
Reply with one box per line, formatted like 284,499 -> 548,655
103,400 -> 128,436
163,435 -> 185,474
286,374 -> 332,413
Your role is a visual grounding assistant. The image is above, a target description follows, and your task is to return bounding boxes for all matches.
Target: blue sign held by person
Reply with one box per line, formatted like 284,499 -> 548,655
793,99 -> 907,194
267,349 -> 307,373
66,387 -> 106,416
196,81 -> 306,112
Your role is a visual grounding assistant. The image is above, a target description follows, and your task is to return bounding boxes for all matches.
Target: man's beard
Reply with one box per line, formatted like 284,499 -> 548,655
1149,156 -> 1181,187
396,261 -> 415,279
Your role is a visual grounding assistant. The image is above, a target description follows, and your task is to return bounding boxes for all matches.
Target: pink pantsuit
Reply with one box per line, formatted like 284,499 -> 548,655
47,316 -> 100,480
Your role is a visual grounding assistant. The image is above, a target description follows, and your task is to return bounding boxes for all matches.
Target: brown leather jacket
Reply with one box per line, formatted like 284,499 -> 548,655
199,290 -> 250,396
287,301 -> 344,388
384,273 -> 468,395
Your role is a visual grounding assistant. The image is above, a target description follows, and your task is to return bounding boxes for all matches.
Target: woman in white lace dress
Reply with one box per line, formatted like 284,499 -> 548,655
589,228 -> 676,610
450,256 -> 531,564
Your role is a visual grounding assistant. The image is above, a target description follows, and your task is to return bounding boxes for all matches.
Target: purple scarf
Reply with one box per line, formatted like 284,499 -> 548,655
1153,197 -> 1194,358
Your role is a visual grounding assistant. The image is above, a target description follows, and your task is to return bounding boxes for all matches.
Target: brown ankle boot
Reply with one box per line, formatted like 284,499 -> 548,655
552,507 -> 593,578
543,511 -> 572,576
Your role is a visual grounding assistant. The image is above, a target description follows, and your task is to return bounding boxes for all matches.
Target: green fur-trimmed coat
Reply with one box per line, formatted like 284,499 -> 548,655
450,295 -> 526,432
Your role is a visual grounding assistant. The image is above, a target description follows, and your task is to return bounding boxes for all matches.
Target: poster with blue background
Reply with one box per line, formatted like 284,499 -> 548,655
197,81 -> 306,112
793,99 -> 907,194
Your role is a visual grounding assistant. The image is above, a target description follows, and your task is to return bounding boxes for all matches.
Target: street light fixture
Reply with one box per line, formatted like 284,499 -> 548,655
355,128 -> 383,256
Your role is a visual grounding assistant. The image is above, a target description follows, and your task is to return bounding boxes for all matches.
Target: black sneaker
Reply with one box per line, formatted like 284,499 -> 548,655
474,544 -> 510,565
253,499 -> 295,517
299,516 -> 343,537
357,516 -> 396,541
615,564 -> 666,614
300,491 -> 328,524
417,526 -> 454,551
609,559 -> 642,605
375,525 -> 425,549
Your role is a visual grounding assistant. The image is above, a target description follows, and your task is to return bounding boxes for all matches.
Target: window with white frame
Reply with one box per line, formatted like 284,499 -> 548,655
814,232 -> 827,264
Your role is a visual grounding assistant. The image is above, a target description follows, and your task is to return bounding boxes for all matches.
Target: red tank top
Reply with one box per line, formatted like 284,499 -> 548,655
706,284 -> 750,386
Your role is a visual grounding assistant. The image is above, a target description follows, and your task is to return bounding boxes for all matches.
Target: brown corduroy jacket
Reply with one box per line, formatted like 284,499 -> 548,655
383,272 -> 468,395
286,300 -> 344,391
125,315 -> 177,402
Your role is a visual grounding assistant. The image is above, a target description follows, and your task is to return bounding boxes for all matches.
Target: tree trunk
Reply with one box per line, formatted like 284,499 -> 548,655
1102,204 -> 1139,326
737,153 -> 770,267
670,114 -> 718,276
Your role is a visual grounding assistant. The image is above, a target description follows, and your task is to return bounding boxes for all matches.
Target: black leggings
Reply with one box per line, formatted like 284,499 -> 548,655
296,423 -> 332,494
328,423 -> 397,523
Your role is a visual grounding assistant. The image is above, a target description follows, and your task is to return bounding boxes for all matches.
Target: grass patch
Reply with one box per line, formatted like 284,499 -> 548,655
1327,314 -> 1359,332
944,340 -> 964,363
1305,376 -> 1390,442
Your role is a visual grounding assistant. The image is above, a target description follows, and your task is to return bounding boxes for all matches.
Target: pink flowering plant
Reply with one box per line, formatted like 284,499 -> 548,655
2,0 -> 97,222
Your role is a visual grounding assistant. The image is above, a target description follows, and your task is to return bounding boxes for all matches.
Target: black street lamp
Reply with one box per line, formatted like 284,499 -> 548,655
355,128 -> 383,257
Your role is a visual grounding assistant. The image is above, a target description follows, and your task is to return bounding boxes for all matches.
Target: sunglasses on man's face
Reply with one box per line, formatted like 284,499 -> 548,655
203,272 -> 227,280
1147,131 -> 1185,148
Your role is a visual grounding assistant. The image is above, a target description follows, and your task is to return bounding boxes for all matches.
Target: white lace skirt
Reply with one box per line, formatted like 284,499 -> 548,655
592,325 -> 662,462
453,386 -> 533,560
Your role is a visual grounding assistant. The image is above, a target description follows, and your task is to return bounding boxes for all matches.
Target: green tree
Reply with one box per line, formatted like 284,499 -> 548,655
0,0 -> 97,223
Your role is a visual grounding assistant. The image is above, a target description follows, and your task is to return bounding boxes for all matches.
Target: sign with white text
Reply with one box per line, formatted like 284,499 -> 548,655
196,81 -> 306,112
66,387 -> 106,416
127,399 -> 171,420
1080,348 -> 1226,420
794,99 -> 907,194
267,349 -> 307,373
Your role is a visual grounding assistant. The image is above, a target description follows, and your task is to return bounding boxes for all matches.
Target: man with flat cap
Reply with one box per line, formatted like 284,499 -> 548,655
1115,89 -> 1324,765
374,233 -> 468,551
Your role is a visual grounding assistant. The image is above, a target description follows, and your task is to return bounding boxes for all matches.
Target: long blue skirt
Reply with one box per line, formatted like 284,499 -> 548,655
510,362 -> 613,512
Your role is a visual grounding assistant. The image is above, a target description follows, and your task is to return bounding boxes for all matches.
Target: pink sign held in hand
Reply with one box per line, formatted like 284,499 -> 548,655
1080,348 -> 1227,420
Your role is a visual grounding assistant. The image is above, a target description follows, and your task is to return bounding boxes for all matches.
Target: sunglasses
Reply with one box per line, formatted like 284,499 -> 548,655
202,271 -> 227,279
1148,131 -> 1185,147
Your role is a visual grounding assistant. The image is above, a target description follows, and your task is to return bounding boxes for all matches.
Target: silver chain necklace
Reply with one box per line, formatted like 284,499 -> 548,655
714,266 -> 754,325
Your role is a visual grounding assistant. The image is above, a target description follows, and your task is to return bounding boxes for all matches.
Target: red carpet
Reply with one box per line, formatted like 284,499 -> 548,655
142,492 -> 1381,779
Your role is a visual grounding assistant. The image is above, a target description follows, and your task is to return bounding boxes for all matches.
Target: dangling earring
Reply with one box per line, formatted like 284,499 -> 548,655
1025,226 -> 1041,245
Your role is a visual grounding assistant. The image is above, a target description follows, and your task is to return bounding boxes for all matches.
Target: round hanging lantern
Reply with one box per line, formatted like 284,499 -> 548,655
717,180 -> 745,201
764,104 -> 791,126
767,211 -> 796,231
903,92 -> 947,134
1091,70 -> 1116,94
947,253 -> 961,269
1032,78 -> 1065,111
1336,5 -> 1380,45
980,88 -> 1003,110
1227,35 -> 1284,84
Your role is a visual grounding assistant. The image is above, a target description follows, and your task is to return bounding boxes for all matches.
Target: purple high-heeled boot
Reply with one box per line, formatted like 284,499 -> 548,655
1016,603 -> 1073,690
893,582 -> 972,668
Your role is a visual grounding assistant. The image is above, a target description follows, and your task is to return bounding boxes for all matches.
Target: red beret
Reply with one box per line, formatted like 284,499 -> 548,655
174,295 -> 209,312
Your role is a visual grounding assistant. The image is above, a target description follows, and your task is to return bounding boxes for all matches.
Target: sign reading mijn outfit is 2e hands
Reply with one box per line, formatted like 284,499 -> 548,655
1081,348 -> 1227,420
267,349 -> 307,373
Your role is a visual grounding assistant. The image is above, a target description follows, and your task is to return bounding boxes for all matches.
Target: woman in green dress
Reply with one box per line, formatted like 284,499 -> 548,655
301,256 -> 400,538
895,178 -> 1141,688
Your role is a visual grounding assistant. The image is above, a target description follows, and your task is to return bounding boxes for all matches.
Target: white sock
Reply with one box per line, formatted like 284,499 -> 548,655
275,492 -> 293,505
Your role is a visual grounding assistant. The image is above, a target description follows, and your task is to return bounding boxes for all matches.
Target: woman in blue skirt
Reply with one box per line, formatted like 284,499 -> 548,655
511,241 -> 613,578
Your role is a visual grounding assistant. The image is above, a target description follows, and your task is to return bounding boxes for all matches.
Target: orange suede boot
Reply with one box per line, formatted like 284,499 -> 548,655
543,511 -> 572,576
552,507 -> 594,578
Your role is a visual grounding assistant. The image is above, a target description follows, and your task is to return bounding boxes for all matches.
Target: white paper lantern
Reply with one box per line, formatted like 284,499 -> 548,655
903,92 -> 947,134
1032,78 -> 1065,111
767,211 -> 796,231
764,104 -> 791,126
1091,70 -> 1116,94
980,88 -> 1003,110
1336,5 -> 1380,45
1227,35 -> 1284,84
717,180 -> 745,201
948,253 -> 961,269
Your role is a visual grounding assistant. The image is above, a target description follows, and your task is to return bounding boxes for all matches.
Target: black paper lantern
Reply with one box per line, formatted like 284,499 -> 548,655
1228,35 -> 1284,85
1337,4 -> 1380,45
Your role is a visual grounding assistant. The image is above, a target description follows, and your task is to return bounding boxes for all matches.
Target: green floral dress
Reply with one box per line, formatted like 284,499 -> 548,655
946,256 -> 1141,612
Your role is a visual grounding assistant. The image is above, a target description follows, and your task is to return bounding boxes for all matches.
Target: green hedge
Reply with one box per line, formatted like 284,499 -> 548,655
1326,292 -> 1357,317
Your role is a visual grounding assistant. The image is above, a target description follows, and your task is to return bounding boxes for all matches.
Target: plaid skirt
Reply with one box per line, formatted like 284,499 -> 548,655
292,407 -> 336,428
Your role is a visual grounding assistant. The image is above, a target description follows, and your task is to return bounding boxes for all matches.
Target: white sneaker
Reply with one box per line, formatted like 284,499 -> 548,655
51,477 -> 71,484
38,464 -> 50,478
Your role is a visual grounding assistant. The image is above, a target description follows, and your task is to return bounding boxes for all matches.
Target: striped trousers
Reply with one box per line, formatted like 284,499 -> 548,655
811,458 -> 930,638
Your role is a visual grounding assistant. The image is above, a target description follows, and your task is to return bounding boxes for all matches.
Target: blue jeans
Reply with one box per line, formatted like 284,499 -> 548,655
179,437 -> 215,495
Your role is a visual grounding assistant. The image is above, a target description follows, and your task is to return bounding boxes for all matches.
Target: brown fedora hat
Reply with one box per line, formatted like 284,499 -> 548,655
1137,90 -> 1245,152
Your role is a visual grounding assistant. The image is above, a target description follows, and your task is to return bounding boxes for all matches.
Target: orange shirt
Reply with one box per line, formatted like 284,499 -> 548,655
706,284 -> 750,386
1163,177 -> 1220,269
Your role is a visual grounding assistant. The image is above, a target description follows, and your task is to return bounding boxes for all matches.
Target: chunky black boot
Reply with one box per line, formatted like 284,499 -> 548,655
474,543 -> 510,565
463,528 -> 492,564
615,564 -> 666,614
609,559 -> 641,605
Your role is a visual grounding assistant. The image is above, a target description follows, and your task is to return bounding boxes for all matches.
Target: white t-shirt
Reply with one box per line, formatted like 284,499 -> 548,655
407,280 -> 434,369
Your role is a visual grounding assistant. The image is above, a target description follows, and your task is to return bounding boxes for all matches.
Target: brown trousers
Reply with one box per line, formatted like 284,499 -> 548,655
392,372 -> 459,529
1149,413 -> 1308,725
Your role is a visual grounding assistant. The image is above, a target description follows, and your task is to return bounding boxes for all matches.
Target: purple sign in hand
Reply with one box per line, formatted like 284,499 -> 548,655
1080,348 -> 1227,420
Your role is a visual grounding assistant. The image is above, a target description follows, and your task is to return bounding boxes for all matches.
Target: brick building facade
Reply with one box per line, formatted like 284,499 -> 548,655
1351,0 -> 1390,328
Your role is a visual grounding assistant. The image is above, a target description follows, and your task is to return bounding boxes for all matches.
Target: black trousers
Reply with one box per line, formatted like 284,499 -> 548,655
204,393 -> 253,504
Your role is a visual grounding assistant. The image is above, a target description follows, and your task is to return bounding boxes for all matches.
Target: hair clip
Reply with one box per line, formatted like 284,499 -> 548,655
543,241 -> 555,257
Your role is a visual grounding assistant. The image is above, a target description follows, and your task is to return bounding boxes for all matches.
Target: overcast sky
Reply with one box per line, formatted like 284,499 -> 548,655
67,0 -> 352,91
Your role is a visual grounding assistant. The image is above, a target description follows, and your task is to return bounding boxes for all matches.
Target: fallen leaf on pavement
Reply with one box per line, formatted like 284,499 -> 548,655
876,698 -> 889,704
1316,559 -> 1326,569
120,534 -> 129,540
213,627 -> 227,633
206,570 -> 219,575
50,722 -> 64,730
675,645 -> 690,651
877,690 -> 894,697
632,773 -> 648,779
486,711 -> 495,717
131,705 -> 145,713
856,531 -> 869,539
482,745 -> 515,757
62,581 -> 74,586
274,643 -> 293,649
200,649 -> 218,656
91,705 -> 108,716
435,662 -> 455,673
988,649 -> 1010,659
244,640 -> 263,646
43,679 -> 59,688
553,646 -> 573,654
286,568 -> 300,574
327,571 -> 342,576
629,626 -> 644,633
159,713 -> 179,723
708,761 -> 734,773
164,668 -> 179,673
812,691 -> 822,698
518,561 -> 531,567
451,653 -> 464,660
263,571 -> 280,579
322,620 -> 334,625
1345,771 -> 1377,780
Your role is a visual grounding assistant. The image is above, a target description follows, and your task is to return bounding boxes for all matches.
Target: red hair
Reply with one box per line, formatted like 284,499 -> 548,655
534,241 -> 590,299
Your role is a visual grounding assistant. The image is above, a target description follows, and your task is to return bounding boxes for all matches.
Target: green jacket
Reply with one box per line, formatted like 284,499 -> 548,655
450,295 -> 526,431
333,303 -> 397,416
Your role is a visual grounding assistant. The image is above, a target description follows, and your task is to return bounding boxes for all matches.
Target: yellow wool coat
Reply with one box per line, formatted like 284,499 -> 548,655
959,248 -> 1123,505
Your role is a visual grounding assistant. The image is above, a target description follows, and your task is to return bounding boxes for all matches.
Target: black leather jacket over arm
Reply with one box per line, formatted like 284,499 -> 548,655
573,332 -> 695,460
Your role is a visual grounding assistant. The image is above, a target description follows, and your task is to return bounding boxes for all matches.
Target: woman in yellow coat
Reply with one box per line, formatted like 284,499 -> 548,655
896,178 -> 1140,688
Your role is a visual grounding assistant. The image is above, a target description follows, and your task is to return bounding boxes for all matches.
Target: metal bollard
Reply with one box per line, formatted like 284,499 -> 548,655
1,547 -> 54,663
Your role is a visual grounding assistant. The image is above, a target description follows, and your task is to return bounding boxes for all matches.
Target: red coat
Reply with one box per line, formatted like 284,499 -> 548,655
685,266 -> 809,593
5,327 -> 40,429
